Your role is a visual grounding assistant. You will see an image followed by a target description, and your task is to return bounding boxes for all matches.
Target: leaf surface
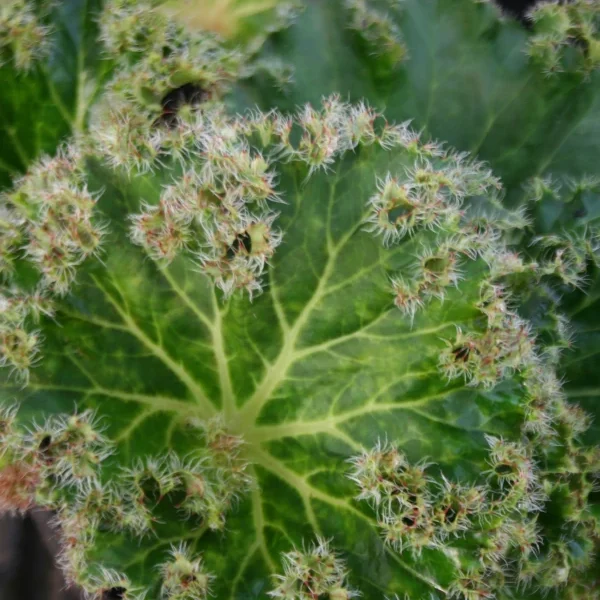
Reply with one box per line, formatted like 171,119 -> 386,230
1,0 -> 599,598
0,0 -> 107,186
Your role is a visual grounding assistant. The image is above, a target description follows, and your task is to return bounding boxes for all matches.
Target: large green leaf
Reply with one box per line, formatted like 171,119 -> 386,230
1,0 -> 599,598
8,142 -> 512,598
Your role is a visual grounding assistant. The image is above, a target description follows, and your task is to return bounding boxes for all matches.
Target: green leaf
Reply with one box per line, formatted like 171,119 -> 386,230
563,275 -> 600,441
244,0 -> 600,187
7,141 -> 513,597
1,0 -> 599,598
245,0 -> 600,506
0,0 -> 108,186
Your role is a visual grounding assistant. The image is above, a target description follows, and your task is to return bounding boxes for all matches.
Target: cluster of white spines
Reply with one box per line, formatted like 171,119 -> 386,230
0,406 -> 253,599
92,0 -> 243,175
126,113 -> 283,297
120,421 -> 252,532
0,408 -> 111,516
438,283 -> 537,388
0,289 -> 50,384
523,174 -> 600,289
99,0 -> 171,56
348,437 -> 549,596
534,232 -> 591,288
348,440 -> 505,557
108,93 -> 392,176
159,543 -> 214,600
0,144 -> 105,382
269,537 -> 359,600
291,96 -> 379,174
83,568 -> 145,600
360,138 -> 597,396
124,97 -> 431,297
435,171 -> 600,392
95,0 -> 286,297
103,89 -> 439,177
99,0 -> 242,89
366,169 -> 457,246
0,203 -> 24,278
0,403 -> 18,452
348,386 -> 598,597
527,0 -> 600,76
11,145 -> 106,294
0,0 -> 50,70
484,435 -> 545,513
364,149 -> 502,322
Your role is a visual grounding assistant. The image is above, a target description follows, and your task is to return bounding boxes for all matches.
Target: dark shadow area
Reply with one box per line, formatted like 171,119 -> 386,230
496,0 -> 539,23
0,512 -> 81,600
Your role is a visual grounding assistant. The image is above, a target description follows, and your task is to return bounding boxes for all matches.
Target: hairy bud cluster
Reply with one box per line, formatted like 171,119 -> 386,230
367,154 -> 500,246
0,288 -> 54,383
0,144 -> 105,381
83,567 -> 145,600
514,447 -> 599,594
522,174 -> 600,290
0,407 -> 111,514
347,436 -> 588,597
159,543 -> 214,600
6,144 -> 106,294
93,0 -> 243,174
518,367 -> 599,589
99,0 -> 168,56
439,284 -> 536,388
365,152 -> 501,321
124,97 -> 436,297
0,406 -> 253,598
344,0 -> 407,66
0,0 -> 50,70
127,114 -> 282,297
121,419 -> 252,532
269,537 -> 359,600
484,435 -> 544,514
0,204 -> 24,280
534,231 -> 592,288
105,30 -> 241,120
523,174 -> 562,203
393,240 -> 465,320
523,369 -> 594,452
350,344 -> 599,598
526,189 -> 596,305
527,0 -> 600,76
294,96 -> 379,174
0,403 -> 18,454
366,169 -> 458,246
347,438 -> 537,560
433,170 -> 600,391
